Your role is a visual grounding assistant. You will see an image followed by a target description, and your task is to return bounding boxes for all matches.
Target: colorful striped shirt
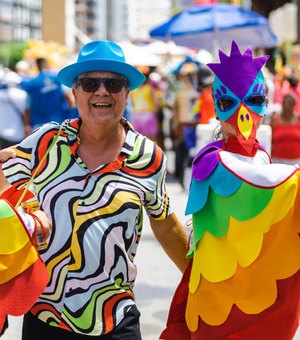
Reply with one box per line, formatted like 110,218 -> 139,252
4,118 -> 171,335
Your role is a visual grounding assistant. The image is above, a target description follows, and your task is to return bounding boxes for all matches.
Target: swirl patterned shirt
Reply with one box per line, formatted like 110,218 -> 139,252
4,118 -> 171,335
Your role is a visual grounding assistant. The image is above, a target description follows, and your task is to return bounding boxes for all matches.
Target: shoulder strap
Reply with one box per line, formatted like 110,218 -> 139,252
15,124 -> 63,209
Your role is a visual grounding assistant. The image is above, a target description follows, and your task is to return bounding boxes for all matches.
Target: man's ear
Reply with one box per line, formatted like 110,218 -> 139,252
72,88 -> 77,100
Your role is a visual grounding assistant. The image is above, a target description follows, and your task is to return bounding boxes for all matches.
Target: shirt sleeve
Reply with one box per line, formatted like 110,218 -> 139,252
3,123 -> 58,188
144,144 -> 173,220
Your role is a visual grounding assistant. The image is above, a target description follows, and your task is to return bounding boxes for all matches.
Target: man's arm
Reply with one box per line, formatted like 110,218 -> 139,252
150,212 -> 190,273
0,148 -> 17,195
23,107 -> 32,136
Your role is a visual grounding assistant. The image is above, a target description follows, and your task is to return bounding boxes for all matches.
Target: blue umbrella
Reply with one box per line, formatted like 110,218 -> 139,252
149,3 -> 279,52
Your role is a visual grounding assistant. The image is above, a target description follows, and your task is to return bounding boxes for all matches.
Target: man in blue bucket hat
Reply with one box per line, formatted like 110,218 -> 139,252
3,40 -> 190,339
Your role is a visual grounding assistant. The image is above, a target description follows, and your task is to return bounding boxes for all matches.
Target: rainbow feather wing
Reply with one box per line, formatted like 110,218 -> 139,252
185,152 -> 300,334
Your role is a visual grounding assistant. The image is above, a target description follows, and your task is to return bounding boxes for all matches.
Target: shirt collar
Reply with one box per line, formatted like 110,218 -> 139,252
61,117 -> 136,159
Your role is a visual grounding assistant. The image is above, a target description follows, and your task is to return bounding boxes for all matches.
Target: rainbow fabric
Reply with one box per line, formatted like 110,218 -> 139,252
0,189 -> 48,334
161,141 -> 300,339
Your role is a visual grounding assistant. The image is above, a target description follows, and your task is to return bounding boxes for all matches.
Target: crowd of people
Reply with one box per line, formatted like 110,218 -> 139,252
0,39 -> 299,339
128,51 -> 300,186
0,57 -> 78,149
1,46 -> 300,175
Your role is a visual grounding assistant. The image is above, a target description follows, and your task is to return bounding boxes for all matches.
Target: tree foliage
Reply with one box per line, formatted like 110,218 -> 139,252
0,42 -> 29,69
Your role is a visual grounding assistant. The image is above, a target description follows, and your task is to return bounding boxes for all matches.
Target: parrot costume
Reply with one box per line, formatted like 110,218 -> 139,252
0,186 -> 48,335
161,41 -> 300,339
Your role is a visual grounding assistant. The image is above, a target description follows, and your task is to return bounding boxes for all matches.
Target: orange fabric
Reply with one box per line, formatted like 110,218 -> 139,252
198,88 -> 215,124
0,186 -> 34,206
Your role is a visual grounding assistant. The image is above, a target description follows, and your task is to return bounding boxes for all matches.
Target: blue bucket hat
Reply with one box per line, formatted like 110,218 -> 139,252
57,40 -> 146,90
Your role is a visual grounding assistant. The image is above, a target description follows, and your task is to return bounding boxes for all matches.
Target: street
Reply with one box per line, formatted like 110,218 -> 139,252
134,174 -> 191,340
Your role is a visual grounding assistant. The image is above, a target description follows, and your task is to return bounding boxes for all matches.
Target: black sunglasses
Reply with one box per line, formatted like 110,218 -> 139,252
75,77 -> 128,93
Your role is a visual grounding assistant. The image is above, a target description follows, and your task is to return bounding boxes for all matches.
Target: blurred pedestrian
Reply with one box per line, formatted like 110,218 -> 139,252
130,66 -> 161,143
14,60 -> 32,81
271,92 -> 300,164
3,40 -> 190,339
274,71 -> 300,117
196,65 -> 215,124
171,68 -> 199,186
21,57 -> 74,135
0,69 -> 27,148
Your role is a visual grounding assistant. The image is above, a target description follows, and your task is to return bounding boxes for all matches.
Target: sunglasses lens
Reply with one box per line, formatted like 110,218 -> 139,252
78,78 -> 126,93
245,94 -> 265,106
80,79 -> 99,92
104,79 -> 124,93
217,97 -> 236,111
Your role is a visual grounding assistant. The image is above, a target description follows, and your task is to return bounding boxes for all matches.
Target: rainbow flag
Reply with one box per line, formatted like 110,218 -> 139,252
0,188 -> 48,334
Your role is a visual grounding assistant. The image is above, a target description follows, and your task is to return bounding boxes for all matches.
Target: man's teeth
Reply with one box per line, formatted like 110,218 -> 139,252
93,103 -> 110,107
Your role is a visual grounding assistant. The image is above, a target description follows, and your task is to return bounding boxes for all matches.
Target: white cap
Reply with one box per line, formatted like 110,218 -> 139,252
0,69 -> 22,86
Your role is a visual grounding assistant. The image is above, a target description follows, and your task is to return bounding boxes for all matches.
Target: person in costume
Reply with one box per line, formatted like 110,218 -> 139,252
3,40 -> 190,339
161,41 -> 300,340
0,147 -> 51,335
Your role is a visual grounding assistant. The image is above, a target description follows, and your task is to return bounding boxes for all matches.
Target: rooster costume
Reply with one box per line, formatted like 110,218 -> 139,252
161,42 -> 300,340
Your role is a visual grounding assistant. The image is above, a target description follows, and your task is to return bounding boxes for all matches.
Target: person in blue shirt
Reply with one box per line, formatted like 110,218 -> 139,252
21,58 -> 74,135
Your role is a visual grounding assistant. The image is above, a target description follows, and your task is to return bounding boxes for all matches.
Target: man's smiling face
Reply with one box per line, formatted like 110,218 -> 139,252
73,71 -> 129,126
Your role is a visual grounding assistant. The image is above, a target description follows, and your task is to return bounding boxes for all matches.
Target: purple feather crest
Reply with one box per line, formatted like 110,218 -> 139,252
207,41 -> 269,99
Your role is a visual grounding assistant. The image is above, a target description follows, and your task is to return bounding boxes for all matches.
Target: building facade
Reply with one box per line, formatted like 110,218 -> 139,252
0,0 -> 42,42
0,0 -> 173,52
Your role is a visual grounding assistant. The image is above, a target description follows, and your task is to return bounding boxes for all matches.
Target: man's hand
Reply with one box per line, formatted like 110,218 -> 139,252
32,210 -> 52,240
0,147 -> 17,163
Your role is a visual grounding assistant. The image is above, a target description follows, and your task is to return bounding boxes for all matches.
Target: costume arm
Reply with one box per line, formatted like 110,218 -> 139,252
150,212 -> 190,273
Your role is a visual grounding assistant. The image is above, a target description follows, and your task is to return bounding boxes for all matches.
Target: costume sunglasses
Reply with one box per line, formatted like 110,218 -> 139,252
217,94 -> 266,111
75,77 -> 128,93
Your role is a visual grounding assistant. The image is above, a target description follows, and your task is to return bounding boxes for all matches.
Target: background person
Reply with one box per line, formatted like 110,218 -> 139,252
130,66 -> 161,143
171,67 -> 199,186
271,92 -> 300,165
21,57 -> 74,135
0,69 -> 27,148
3,40 -> 190,340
